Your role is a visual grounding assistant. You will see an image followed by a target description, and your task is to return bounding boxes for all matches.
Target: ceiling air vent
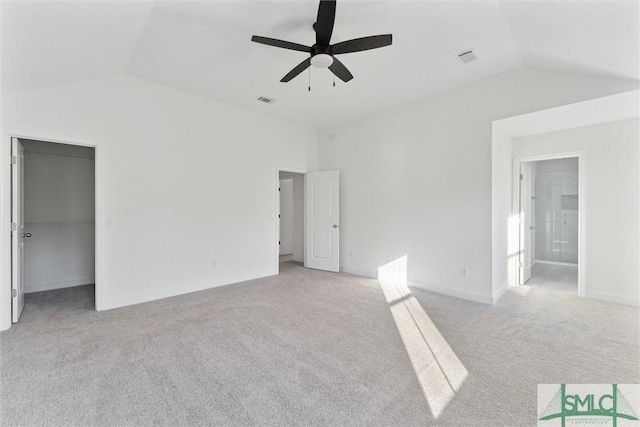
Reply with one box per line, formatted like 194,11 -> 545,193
257,96 -> 276,104
457,49 -> 478,64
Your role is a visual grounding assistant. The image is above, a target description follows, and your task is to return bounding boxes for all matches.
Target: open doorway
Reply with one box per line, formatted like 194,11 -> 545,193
278,171 -> 304,268
11,138 -> 96,323
517,155 -> 580,295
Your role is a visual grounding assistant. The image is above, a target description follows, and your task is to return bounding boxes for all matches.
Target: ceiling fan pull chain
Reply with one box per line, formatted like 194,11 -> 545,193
329,62 -> 336,87
308,67 -> 311,92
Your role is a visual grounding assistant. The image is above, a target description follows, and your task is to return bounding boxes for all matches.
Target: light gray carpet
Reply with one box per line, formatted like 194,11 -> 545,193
1,261 -> 638,426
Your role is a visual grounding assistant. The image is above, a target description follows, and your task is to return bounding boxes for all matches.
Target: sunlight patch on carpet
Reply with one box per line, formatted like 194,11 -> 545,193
378,255 -> 468,419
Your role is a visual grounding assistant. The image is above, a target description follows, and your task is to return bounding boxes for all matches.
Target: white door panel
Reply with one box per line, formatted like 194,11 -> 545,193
312,230 -> 333,259
306,171 -> 339,272
11,138 -> 25,322
520,163 -> 533,284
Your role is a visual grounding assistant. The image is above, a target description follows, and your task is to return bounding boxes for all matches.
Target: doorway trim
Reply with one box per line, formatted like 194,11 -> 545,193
275,166 -> 306,274
6,132 -> 104,319
512,151 -> 585,297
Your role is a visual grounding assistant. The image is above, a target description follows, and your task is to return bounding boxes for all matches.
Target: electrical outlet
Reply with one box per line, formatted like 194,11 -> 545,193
460,267 -> 468,278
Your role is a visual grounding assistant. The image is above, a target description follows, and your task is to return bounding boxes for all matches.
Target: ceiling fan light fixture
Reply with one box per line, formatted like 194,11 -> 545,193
311,53 -> 333,68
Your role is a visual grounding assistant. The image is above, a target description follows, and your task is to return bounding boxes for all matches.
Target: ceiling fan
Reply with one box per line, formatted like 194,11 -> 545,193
251,0 -> 392,83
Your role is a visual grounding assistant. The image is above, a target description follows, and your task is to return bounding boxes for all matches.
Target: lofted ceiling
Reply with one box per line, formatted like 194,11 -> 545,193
2,1 -> 638,128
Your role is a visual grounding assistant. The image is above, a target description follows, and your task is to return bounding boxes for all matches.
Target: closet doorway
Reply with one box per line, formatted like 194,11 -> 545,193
278,170 -> 305,267
11,138 -> 96,322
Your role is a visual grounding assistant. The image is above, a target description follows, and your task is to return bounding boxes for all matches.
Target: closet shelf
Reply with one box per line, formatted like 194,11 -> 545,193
25,221 -> 94,229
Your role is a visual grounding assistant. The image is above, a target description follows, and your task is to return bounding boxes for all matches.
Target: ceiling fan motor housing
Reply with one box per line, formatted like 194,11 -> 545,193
311,45 -> 331,56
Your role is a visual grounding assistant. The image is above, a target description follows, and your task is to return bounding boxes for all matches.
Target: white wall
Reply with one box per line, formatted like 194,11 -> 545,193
1,75 -> 317,329
492,127 -> 514,299
318,67 -> 637,304
22,139 -> 95,292
513,119 -> 639,305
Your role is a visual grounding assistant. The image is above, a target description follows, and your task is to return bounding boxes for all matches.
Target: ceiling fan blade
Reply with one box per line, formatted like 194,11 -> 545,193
331,34 -> 392,55
251,36 -> 311,53
281,57 -> 312,82
329,57 -> 353,82
315,0 -> 336,46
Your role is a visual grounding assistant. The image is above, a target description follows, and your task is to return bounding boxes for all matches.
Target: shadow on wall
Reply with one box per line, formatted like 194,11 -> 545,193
377,255 -> 468,419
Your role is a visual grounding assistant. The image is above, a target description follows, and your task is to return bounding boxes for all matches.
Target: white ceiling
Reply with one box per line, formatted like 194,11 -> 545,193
2,1 -> 638,128
1,1 -> 154,94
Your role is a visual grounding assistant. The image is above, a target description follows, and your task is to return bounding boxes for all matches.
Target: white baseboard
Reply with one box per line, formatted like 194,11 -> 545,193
409,280 -> 494,305
340,266 -> 494,305
25,277 -> 94,293
293,256 -> 303,263
492,282 -> 508,303
340,266 -> 377,279
586,290 -> 640,307
101,269 -> 276,311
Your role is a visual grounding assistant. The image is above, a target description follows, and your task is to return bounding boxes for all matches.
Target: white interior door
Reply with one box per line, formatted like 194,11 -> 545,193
11,138 -> 25,322
305,171 -> 339,272
279,179 -> 293,255
520,162 -> 534,284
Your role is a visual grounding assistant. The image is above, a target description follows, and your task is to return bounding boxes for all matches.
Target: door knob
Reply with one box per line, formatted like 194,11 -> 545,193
529,226 -> 535,231
22,232 -> 32,238
333,224 -> 338,229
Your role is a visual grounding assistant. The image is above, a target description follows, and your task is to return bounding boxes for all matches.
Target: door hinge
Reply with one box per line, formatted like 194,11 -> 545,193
12,289 -> 17,298
279,241 -> 281,245
11,223 -> 17,232
278,214 -> 281,218
11,156 -> 17,165
519,173 -> 523,180
279,188 -> 281,191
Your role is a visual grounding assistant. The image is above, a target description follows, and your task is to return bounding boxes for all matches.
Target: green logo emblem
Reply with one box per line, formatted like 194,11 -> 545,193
539,384 -> 638,427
